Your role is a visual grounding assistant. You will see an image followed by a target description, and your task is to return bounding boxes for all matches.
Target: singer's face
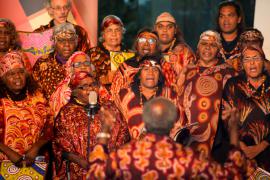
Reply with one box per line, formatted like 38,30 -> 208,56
75,77 -> 98,104
140,65 -> 159,89
72,54 -> 92,73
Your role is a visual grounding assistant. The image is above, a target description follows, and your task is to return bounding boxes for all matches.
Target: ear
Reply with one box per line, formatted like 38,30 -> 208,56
237,17 -> 242,24
47,7 -> 54,18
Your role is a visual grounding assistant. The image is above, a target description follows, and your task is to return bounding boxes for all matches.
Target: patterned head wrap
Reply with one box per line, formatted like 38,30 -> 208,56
241,44 -> 266,61
198,30 -> 222,48
240,29 -> 264,43
70,71 -> 91,89
155,12 -> 176,24
0,51 -> 24,77
139,55 -> 162,71
53,22 -> 77,41
101,15 -> 124,31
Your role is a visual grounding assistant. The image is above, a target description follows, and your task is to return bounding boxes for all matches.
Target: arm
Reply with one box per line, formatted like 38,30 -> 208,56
0,143 -> 22,164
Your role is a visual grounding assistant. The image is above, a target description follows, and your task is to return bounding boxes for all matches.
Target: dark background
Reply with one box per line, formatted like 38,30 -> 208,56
98,0 -> 255,51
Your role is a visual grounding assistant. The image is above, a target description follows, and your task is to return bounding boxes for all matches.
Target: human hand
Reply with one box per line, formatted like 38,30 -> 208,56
100,107 -> 116,132
228,108 -> 240,146
240,141 -> 267,159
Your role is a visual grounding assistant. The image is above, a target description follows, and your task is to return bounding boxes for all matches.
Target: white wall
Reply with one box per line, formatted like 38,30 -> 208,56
254,0 -> 270,59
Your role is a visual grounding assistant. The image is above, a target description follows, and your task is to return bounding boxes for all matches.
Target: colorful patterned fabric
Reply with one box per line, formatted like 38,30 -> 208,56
162,43 -> 195,87
110,56 -> 140,101
0,160 -> 47,179
49,51 -> 95,117
87,133 -> 256,179
88,44 -> 127,87
0,91 -> 52,160
115,85 -> 180,140
220,74 -> 270,171
32,52 -> 66,100
34,20 -> 90,52
53,100 -> 130,179
177,60 -> 236,154
0,51 -> 24,77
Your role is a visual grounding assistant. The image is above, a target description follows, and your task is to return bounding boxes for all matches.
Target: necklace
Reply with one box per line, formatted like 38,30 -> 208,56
246,76 -> 266,100
139,86 -> 158,107
196,60 -> 218,76
6,89 -> 32,108
74,98 -> 87,106
168,38 -> 176,52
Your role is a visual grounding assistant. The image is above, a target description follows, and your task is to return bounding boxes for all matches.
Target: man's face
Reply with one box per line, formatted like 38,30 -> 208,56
242,49 -> 264,79
3,68 -> 26,94
102,24 -> 123,48
140,65 -> 160,89
55,36 -> 77,59
136,33 -> 158,57
197,37 -> 219,64
155,21 -> 176,45
49,0 -> 71,25
0,26 -> 12,52
218,5 -> 241,34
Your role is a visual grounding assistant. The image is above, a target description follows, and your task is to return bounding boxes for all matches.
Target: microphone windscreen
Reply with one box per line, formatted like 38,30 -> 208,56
88,91 -> 98,106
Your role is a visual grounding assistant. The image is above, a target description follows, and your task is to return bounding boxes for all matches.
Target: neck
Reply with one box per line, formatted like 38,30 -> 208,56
140,85 -> 157,99
74,97 -> 87,106
103,43 -> 121,51
53,19 -> 63,26
222,31 -> 238,42
198,58 -> 218,67
160,39 -> 175,52
248,75 -> 265,89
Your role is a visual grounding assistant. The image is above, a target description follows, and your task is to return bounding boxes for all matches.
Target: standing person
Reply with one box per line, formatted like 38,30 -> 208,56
154,12 -> 195,87
175,30 -> 237,156
53,72 -> 130,179
88,15 -> 127,89
0,51 -> 52,172
114,55 -> 180,140
111,28 -> 160,100
218,45 -> 270,171
35,0 -> 90,52
217,0 -> 245,71
0,18 -> 31,72
33,22 -> 77,100
87,97 -> 256,179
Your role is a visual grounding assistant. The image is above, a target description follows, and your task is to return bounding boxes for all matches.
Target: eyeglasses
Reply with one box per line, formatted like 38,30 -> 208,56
77,82 -> 98,90
72,61 -> 92,68
242,56 -> 262,63
137,37 -> 156,45
50,5 -> 70,12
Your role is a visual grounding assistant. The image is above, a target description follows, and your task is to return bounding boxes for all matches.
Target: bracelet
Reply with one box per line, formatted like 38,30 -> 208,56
96,132 -> 111,139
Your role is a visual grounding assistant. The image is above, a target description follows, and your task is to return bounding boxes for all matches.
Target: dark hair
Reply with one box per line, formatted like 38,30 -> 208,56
216,1 -> 245,35
174,25 -> 185,44
133,55 -> 165,88
0,73 -> 39,98
0,18 -> 20,51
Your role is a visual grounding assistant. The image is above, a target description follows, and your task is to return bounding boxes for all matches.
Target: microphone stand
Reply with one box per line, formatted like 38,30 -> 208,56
87,105 -> 95,160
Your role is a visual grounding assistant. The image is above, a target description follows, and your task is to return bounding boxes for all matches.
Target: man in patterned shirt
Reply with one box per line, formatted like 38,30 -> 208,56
87,97 -> 256,179
33,22 -> 77,99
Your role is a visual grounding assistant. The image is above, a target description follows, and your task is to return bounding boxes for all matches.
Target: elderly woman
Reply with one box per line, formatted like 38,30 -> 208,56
53,71 -> 130,179
0,52 -> 52,170
88,15 -> 127,88
220,44 -> 270,171
0,18 -> 31,71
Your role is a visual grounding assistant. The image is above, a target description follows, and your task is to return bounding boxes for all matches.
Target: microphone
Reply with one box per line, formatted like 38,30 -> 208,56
88,90 -> 98,108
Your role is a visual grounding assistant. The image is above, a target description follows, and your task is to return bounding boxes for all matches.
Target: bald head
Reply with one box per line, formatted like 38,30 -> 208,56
143,97 -> 177,135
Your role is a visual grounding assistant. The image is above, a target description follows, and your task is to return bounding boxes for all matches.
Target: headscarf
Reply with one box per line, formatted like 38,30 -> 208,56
101,15 -> 124,31
0,51 -> 24,77
198,30 -> 222,48
49,51 -> 95,117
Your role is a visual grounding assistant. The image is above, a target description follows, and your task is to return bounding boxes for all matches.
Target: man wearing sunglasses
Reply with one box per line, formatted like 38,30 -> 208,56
34,0 -> 90,52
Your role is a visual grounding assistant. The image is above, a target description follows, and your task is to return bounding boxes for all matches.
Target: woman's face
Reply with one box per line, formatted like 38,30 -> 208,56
242,49 -> 264,79
102,24 -> 123,48
0,26 -> 12,52
3,68 -> 26,94
72,54 -> 92,74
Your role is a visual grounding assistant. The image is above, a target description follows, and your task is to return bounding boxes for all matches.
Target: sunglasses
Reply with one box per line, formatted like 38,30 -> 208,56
72,61 -> 92,68
137,37 -> 156,45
